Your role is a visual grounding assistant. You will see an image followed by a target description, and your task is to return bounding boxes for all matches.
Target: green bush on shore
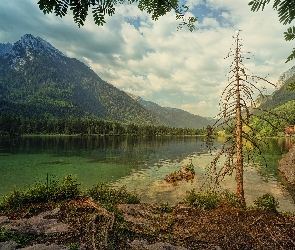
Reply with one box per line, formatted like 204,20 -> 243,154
0,175 -> 140,212
0,174 -> 81,211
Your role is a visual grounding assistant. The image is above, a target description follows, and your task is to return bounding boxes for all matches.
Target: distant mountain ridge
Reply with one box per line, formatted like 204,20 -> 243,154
128,94 -> 214,129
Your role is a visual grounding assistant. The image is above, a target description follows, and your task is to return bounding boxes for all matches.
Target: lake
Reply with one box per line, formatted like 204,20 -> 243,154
0,135 -> 294,211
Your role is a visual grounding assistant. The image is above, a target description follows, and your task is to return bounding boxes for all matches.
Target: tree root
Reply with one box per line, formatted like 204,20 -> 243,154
75,197 -> 115,249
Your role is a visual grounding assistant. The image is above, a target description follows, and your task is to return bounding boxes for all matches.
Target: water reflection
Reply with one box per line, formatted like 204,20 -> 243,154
0,135 -> 294,211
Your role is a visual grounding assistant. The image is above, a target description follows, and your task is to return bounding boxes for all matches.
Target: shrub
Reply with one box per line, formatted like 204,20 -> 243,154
220,190 -> 240,208
184,160 -> 195,174
183,189 -> 221,210
159,202 -> 172,213
253,193 -> 279,212
86,183 -> 140,204
183,189 -> 241,210
0,174 -> 81,211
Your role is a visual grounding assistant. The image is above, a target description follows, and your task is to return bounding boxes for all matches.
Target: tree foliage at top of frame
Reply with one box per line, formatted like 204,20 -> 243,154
249,0 -> 295,62
205,32 -> 278,201
37,0 -> 197,31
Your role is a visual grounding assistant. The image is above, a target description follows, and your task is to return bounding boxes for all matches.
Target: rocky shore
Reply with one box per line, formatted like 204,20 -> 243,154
279,144 -> 295,186
1,197 -> 295,250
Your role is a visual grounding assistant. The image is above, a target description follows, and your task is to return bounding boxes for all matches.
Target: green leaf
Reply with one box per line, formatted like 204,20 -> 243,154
285,48 -> 295,63
248,0 -> 271,11
284,26 -> 295,41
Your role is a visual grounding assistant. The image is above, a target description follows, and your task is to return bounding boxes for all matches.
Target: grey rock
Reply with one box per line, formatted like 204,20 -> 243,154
129,239 -> 189,250
21,244 -> 69,250
0,240 -> 19,250
0,208 -> 68,235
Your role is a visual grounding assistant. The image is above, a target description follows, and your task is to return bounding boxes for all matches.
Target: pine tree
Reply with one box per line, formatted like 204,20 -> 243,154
206,31 -> 276,208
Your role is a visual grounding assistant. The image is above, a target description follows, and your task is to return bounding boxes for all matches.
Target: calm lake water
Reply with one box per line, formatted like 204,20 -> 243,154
0,135 -> 294,211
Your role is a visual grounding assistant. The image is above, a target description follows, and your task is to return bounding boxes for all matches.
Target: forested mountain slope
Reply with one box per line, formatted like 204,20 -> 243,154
128,94 -> 214,129
251,66 -> 295,136
0,34 -> 163,125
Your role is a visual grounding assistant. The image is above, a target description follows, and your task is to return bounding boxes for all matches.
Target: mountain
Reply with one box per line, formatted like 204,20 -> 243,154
0,34 -> 163,125
0,43 -> 12,56
256,66 -> 295,111
128,94 -> 214,129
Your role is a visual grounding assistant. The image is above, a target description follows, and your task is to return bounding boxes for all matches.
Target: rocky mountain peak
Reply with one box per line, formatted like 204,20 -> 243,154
14,34 -> 66,58
0,43 -> 12,56
1,34 -> 66,70
276,66 -> 295,89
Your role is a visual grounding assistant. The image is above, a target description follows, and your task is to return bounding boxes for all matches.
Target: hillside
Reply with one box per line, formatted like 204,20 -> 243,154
257,66 -> 295,111
0,34 -> 163,126
128,94 -> 213,129
250,66 -> 295,136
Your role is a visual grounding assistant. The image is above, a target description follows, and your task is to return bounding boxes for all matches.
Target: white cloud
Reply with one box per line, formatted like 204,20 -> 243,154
181,101 -> 217,117
0,0 -> 294,118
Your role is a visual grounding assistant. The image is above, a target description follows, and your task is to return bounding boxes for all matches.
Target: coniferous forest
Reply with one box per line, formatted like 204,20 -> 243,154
0,114 -> 206,137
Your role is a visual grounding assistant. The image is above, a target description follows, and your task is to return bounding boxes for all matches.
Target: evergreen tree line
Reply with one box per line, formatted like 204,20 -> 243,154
0,115 -> 206,136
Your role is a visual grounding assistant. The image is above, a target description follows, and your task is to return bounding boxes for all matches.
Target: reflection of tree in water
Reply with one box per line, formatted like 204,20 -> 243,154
0,136 -> 210,169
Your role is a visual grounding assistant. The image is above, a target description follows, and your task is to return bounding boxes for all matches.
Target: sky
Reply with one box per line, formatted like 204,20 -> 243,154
0,0 -> 294,118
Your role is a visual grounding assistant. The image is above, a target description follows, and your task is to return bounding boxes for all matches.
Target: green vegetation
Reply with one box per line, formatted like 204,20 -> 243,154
37,0 -> 197,31
253,193 -> 280,213
183,160 -> 195,174
251,100 -> 295,136
0,174 -> 140,212
0,174 -> 81,211
183,190 -> 241,210
0,174 -> 282,214
249,0 -> 295,62
159,202 -> 173,213
0,114 -> 206,137
86,183 -> 140,205
183,190 -> 280,212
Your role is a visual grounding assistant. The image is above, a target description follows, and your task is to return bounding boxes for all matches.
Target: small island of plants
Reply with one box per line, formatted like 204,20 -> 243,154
164,159 -> 195,183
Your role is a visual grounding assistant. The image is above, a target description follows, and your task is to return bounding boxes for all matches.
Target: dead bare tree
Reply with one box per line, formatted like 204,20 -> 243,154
205,31 -> 276,208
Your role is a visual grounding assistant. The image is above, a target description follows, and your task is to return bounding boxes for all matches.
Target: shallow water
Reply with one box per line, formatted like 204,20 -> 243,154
0,135 -> 294,211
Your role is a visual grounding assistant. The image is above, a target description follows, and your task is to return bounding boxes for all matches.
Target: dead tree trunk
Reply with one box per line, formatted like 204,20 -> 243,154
235,35 -> 246,208
205,31 -> 275,208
